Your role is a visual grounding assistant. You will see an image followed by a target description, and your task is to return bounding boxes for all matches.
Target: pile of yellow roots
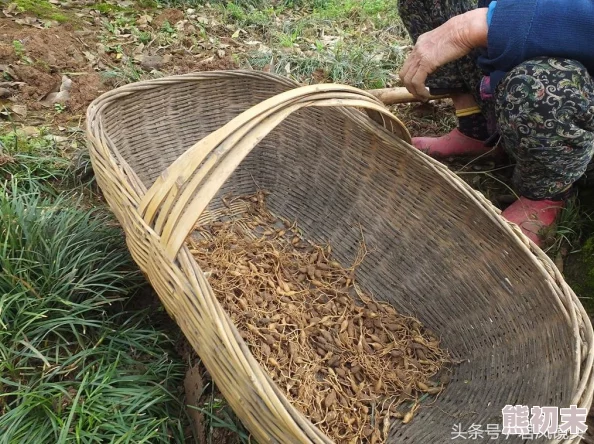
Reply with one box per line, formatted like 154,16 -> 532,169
191,192 -> 451,443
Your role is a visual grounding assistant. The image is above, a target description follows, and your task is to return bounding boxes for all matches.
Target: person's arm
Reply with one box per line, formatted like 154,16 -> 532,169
399,8 -> 489,99
478,0 -> 594,75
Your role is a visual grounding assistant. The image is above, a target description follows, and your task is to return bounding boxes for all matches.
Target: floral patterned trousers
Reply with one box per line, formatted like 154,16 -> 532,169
399,0 -> 594,200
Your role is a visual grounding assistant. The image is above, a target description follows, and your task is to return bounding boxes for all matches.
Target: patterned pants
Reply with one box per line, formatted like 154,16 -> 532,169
399,0 -> 594,200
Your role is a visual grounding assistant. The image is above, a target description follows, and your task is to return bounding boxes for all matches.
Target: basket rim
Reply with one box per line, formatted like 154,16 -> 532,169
86,70 -> 594,444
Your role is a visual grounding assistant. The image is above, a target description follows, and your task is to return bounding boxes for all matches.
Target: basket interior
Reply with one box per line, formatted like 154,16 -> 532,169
98,73 -> 575,442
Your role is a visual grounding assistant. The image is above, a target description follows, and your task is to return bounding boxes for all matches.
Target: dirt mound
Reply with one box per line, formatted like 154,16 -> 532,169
69,73 -> 106,111
153,9 -> 185,29
0,17 -> 104,116
10,65 -> 58,110
0,20 -> 94,71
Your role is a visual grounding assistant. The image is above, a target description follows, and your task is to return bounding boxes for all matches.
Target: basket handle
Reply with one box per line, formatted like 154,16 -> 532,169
138,84 -> 410,261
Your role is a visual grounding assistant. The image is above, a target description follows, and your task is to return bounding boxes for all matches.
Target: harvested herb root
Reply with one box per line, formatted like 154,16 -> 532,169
190,191 -> 451,443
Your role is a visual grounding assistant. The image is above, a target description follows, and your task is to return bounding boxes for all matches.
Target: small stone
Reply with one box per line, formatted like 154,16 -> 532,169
140,55 -> 164,71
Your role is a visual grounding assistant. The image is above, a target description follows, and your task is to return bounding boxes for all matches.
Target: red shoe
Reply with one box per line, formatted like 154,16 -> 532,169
412,128 -> 500,158
501,197 -> 565,247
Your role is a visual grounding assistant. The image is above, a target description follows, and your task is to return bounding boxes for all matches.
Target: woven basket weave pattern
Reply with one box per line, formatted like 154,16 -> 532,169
87,71 -> 594,444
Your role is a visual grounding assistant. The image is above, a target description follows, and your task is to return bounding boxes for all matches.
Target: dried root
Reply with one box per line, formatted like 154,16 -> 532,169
190,191 -> 451,443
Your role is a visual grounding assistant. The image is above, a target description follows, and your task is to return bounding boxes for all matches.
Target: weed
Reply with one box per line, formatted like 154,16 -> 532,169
547,197 -> 592,255
93,2 -> 125,14
246,40 -> 396,88
138,0 -> 159,7
12,40 -> 24,57
102,60 -> 145,87
138,30 -> 153,44
161,20 -> 177,34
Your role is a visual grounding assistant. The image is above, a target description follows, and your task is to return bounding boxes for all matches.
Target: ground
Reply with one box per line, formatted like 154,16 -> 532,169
0,0 -> 592,442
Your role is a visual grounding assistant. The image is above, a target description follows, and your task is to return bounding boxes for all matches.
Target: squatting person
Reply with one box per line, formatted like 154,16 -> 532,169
398,0 -> 594,246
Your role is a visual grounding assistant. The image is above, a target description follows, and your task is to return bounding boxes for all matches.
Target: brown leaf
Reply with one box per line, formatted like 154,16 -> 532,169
40,76 -> 72,107
15,17 -> 44,29
10,104 -> 27,117
137,14 -> 152,26
2,3 -> 18,17
19,126 -> 40,137
0,65 -> 18,81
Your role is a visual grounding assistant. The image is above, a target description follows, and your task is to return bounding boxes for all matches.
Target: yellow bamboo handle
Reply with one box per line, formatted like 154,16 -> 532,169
139,84 -> 410,261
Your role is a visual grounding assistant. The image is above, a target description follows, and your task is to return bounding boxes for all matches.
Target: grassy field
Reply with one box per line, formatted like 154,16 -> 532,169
0,0 -> 593,442
0,135 -> 188,442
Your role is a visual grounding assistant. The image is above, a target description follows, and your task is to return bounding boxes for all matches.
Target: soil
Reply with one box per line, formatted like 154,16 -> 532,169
153,9 -> 185,29
0,13 -> 242,126
0,18 -> 106,118
168,54 -> 239,76
69,73 -> 108,111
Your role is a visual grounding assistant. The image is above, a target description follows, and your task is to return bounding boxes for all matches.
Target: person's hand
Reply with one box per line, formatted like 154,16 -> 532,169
399,8 -> 489,99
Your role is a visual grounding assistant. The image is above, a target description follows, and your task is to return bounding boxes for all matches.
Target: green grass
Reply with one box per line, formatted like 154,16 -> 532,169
546,197 -> 589,255
0,130 -> 70,194
222,0 -> 408,87
246,40 -> 401,88
0,123 -> 190,444
146,0 -> 408,88
0,178 -> 188,443
13,0 -> 69,23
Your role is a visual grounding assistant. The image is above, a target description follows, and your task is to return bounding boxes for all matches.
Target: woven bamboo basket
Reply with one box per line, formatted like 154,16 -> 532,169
86,71 -> 594,443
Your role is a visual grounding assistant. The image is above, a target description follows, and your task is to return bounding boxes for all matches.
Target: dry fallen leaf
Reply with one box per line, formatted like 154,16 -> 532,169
83,51 -> 96,63
11,104 -> 27,117
137,14 -> 153,26
19,126 -> 40,137
15,17 -> 45,29
40,76 -> 72,107
133,43 -> 145,55
197,56 -> 214,65
47,134 -> 68,143
2,3 -> 18,17
0,81 -> 25,88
